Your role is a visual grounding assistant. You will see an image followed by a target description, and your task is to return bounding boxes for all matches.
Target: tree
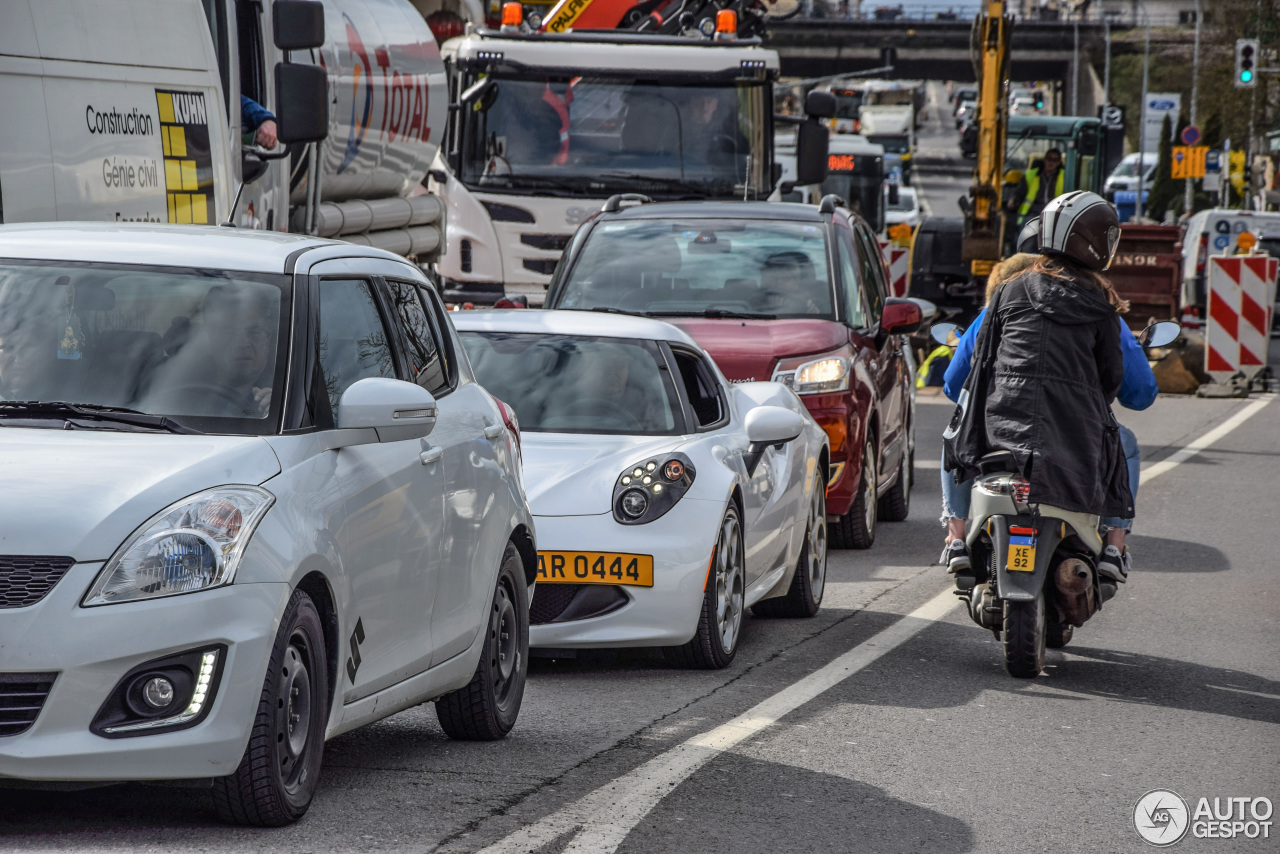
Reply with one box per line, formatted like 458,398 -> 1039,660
1147,115 -> 1180,221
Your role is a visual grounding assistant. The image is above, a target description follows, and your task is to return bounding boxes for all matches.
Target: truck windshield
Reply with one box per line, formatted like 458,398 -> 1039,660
0,260 -> 289,435
459,74 -> 771,198
820,158 -> 885,232
555,219 -> 834,319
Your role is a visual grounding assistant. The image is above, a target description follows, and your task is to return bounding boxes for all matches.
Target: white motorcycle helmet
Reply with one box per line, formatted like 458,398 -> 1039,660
1038,191 -> 1122,271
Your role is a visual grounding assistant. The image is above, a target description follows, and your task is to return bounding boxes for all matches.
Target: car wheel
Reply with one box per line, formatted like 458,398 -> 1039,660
212,589 -> 329,827
878,444 -> 912,522
436,543 -> 529,740
753,474 -> 827,618
831,437 -> 877,549
667,504 -> 744,669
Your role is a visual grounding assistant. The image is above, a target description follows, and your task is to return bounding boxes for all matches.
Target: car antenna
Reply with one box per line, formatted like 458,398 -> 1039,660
220,182 -> 245,228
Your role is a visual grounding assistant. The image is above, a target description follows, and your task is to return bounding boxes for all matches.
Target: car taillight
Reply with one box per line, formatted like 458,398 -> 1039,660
1195,234 -> 1208,276
494,397 -> 521,462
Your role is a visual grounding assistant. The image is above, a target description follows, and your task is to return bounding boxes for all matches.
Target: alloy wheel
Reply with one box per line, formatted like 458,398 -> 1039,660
714,513 -> 745,653
862,440 -> 877,535
807,482 -> 828,603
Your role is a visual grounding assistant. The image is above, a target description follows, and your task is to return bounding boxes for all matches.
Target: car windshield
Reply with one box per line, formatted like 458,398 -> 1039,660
459,332 -> 680,436
555,219 -> 834,319
0,260 -> 289,434
458,74 -> 771,199
1112,156 -> 1154,178
887,189 -> 916,212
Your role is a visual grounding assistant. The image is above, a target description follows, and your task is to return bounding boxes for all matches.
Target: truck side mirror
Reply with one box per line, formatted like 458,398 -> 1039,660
795,119 -> 829,186
275,63 -> 329,144
273,0 -> 325,50
888,183 -> 900,206
804,90 -> 837,120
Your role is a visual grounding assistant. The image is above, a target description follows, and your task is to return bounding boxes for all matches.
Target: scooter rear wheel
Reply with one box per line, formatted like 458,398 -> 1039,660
1002,594 -> 1046,678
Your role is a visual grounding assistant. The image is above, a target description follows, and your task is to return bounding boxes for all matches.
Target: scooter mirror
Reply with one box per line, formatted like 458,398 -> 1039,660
930,322 -> 961,345
1140,320 -> 1180,349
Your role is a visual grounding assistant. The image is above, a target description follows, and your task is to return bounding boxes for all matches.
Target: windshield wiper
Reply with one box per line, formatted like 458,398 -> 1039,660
597,173 -> 719,197
646,309 -> 777,320
0,401 -> 202,434
588,306 -> 643,316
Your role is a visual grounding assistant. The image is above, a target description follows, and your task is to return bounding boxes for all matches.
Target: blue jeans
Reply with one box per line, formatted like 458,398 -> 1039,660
940,423 -> 1140,530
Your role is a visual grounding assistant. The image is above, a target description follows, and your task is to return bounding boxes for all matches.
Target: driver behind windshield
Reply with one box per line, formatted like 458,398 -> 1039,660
142,284 -> 277,418
682,90 -> 746,172
758,251 -> 830,315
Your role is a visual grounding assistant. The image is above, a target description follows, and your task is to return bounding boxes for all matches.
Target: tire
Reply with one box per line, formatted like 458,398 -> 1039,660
1002,594 -> 1046,678
753,475 -> 827,618
878,443 -> 913,522
213,589 -> 329,827
831,437 -> 877,549
1046,621 -> 1074,649
436,543 -> 530,740
667,505 -> 745,669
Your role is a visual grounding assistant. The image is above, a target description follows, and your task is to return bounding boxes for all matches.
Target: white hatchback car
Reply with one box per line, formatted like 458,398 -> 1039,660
0,224 -> 535,825
455,310 -> 829,669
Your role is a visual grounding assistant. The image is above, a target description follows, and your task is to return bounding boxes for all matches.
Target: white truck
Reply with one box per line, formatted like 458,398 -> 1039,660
428,25 -> 829,305
856,104 -> 913,186
0,0 -> 448,259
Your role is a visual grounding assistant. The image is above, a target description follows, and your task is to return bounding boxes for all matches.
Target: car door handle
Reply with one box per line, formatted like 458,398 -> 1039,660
420,447 -> 443,465
483,423 -> 504,440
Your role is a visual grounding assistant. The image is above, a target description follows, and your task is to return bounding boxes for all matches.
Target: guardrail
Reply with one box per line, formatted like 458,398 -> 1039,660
793,4 -> 1199,28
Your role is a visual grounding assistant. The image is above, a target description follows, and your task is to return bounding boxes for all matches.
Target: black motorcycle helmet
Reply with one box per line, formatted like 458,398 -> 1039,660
1038,191 -> 1121,271
1016,216 -> 1041,254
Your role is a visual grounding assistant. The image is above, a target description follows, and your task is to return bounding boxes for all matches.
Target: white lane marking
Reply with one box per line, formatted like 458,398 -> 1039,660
476,589 -> 959,854
1139,394 -> 1273,486
916,458 -> 942,470
1206,684 -> 1280,701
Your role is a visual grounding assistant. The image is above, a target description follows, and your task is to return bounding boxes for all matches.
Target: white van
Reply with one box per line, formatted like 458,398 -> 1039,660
0,0 -> 446,257
1181,208 -> 1280,314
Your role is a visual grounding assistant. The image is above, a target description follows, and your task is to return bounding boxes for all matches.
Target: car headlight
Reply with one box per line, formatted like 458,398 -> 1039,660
773,354 -> 851,395
82,486 -> 275,607
613,454 -> 696,525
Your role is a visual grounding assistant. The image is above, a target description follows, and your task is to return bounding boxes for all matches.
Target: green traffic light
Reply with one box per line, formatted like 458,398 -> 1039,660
1242,70 -> 1254,82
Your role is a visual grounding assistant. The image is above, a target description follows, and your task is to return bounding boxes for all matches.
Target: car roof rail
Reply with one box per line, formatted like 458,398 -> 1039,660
602,194 -> 653,213
818,194 -> 847,215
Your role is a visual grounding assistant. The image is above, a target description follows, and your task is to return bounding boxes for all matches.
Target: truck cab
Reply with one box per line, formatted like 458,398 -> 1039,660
430,27 -> 782,306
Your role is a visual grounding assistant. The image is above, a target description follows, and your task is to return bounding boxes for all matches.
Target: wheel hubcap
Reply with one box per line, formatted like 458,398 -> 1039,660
808,485 -> 827,601
491,581 -> 519,700
863,442 -> 877,533
715,515 -> 744,653
276,638 -> 312,788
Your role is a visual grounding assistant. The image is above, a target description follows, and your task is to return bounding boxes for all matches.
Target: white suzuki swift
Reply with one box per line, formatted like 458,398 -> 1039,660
0,224 -> 535,825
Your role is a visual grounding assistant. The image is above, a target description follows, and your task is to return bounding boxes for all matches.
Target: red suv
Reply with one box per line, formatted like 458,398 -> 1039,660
544,197 -> 923,547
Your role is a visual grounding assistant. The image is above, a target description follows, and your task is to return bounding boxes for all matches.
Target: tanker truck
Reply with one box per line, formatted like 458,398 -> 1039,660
0,0 -> 448,260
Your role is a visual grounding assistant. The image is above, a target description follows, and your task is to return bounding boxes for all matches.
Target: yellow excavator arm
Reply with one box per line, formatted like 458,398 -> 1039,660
961,0 -> 1011,276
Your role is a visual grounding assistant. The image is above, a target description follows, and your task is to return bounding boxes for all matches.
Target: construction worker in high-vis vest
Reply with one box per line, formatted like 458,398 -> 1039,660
1008,148 -> 1065,230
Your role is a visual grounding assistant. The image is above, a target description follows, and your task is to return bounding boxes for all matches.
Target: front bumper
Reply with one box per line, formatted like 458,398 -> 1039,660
0,560 -> 290,782
529,498 -> 724,649
798,393 -> 859,516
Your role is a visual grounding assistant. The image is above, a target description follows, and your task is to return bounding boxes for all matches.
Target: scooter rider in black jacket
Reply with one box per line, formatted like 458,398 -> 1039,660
955,191 -> 1133,532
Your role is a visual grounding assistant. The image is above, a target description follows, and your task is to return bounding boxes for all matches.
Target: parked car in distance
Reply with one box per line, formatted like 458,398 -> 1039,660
0,223 -> 536,826
1104,153 -> 1158,199
455,310 -> 829,668
545,197 -> 924,549
885,186 -> 922,229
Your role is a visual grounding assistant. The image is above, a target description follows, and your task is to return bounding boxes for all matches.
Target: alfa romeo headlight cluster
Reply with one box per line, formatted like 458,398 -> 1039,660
83,486 -> 274,606
613,454 -> 696,525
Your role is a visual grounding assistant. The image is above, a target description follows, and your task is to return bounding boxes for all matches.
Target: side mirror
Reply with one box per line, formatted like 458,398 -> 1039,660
274,62 -> 328,144
908,297 -> 938,324
805,90 -> 838,119
273,0 -> 325,51
745,405 -> 804,448
930,321 -> 962,345
887,183 -> 900,206
241,150 -> 269,184
336,378 -> 438,444
881,297 -> 924,335
461,77 -> 499,112
795,119 -> 829,186
1139,320 -> 1180,349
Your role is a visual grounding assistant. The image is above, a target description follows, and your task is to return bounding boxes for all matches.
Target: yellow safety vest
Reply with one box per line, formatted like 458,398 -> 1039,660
1018,166 -> 1065,216
916,344 -> 953,388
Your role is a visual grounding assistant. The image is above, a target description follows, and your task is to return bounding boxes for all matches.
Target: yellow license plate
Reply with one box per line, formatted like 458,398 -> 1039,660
536,551 -> 654,587
1007,538 -> 1036,572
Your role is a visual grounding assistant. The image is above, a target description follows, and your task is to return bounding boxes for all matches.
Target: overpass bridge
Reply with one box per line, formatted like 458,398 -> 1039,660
764,19 -> 1109,112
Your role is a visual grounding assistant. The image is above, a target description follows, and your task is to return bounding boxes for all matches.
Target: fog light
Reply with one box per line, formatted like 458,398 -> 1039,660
142,676 -> 175,710
621,489 -> 648,518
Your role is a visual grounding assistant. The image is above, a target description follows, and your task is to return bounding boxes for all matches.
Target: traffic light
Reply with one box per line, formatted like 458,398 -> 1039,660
1235,38 -> 1259,88
1034,92 -> 1045,110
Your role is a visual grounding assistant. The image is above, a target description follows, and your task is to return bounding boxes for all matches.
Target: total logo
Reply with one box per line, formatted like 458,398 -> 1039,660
1133,789 -> 1273,846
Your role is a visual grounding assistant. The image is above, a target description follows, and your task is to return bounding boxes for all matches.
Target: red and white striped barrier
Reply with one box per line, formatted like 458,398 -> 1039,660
878,239 -> 910,298
1205,255 -> 1278,382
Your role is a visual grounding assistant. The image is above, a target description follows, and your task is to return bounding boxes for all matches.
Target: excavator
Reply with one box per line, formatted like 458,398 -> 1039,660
536,0 -> 800,37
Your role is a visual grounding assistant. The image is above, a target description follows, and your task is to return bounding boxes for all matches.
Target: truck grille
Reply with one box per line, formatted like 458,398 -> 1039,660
522,259 -> 559,276
519,234 -> 571,252
0,673 -> 57,737
0,556 -> 75,609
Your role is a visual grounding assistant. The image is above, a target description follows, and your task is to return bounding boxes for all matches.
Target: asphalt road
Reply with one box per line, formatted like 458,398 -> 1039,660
4,84 -> 1278,854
